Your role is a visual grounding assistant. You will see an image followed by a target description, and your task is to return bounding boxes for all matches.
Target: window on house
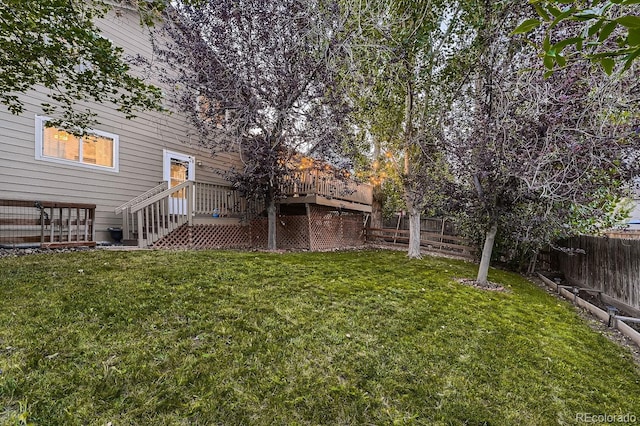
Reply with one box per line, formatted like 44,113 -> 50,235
35,116 -> 119,172
196,94 -> 229,129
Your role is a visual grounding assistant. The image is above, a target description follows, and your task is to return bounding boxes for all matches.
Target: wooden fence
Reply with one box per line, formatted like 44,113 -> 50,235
382,216 -> 457,235
366,227 -> 476,260
0,199 -> 95,248
555,235 -> 640,313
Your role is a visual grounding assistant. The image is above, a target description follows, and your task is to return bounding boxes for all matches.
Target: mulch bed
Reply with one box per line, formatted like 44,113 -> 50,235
577,290 -> 640,334
456,278 -> 507,292
533,276 -> 640,367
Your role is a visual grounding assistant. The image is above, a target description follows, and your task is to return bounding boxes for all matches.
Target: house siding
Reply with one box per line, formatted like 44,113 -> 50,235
0,7 -> 241,243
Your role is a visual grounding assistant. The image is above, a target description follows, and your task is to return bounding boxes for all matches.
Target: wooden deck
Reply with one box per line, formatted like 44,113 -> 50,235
280,170 -> 373,212
278,194 -> 372,213
115,171 -> 373,247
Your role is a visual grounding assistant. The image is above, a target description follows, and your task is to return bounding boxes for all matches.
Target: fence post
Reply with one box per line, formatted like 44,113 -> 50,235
40,208 -> 45,244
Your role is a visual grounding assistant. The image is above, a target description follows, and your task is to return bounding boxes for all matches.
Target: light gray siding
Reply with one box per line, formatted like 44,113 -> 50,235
0,7 -> 241,243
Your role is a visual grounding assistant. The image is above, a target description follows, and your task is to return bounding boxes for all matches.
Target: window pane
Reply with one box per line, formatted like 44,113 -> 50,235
43,127 -> 80,161
82,134 -> 114,167
170,160 -> 189,199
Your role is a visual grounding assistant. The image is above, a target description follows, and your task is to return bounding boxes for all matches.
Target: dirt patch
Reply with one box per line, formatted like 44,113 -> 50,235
456,278 -> 508,292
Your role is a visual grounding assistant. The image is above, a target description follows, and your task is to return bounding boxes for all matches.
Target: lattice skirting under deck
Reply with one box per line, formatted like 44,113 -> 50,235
250,216 -> 310,249
307,205 -> 365,251
154,209 -> 365,251
154,224 -> 250,249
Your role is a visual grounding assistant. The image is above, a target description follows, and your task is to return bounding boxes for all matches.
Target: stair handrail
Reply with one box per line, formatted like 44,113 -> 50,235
115,182 -> 168,215
129,180 -> 194,214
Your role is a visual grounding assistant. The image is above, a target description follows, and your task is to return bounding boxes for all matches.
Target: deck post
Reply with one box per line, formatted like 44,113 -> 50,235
188,182 -> 194,227
137,210 -> 144,248
122,207 -> 130,240
305,203 -> 313,251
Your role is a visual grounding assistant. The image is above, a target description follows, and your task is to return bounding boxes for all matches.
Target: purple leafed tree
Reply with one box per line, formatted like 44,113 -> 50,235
153,0 -> 354,249
446,2 -> 640,284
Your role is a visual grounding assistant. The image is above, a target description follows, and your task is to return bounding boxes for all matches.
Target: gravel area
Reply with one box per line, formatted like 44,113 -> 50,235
0,246 -> 95,258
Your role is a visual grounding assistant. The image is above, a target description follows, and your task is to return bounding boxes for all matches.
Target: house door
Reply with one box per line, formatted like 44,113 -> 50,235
163,150 -> 195,215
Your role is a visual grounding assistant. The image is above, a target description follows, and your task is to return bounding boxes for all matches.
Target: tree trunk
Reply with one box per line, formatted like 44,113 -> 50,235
267,197 -> 277,251
371,139 -> 384,231
370,186 -> 384,229
403,77 -> 422,259
476,221 -> 498,285
527,250 -> 538,275
407,203 -> 422,259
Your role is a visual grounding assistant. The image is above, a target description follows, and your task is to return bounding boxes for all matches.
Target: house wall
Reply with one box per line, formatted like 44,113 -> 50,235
0,6 -> 241,243
625,198 -> 640,230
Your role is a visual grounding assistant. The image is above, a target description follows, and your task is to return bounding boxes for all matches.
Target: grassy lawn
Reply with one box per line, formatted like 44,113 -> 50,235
0,249 -> 639,425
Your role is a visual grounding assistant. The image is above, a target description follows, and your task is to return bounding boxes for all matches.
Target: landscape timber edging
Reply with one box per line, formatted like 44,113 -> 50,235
537,273 -> 640,349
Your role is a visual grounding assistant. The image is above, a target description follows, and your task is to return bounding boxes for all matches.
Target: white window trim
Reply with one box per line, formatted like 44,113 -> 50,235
163,149 -> 195,183
35,115 -> 120,173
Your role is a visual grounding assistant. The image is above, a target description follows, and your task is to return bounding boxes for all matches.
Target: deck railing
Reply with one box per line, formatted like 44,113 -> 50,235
194,182 -> 245,216
115,182 -> 168,216
194,182 -> 265,219
0,199 -> 95,248
281,170 -> 372,206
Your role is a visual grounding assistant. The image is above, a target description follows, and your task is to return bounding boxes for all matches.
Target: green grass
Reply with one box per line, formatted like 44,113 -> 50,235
0,249 -> 639,425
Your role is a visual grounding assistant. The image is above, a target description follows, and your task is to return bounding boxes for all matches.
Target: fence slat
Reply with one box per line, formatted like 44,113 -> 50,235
557,236 -> 640,313
0,199 -> 95,247
366,227 -> 475,259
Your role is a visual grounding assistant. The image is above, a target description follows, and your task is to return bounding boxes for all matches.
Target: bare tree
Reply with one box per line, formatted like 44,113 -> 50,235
154,0 -> 355,249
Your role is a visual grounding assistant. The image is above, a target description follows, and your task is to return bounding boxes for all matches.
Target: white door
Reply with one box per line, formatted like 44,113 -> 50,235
163,150 -> 195,215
